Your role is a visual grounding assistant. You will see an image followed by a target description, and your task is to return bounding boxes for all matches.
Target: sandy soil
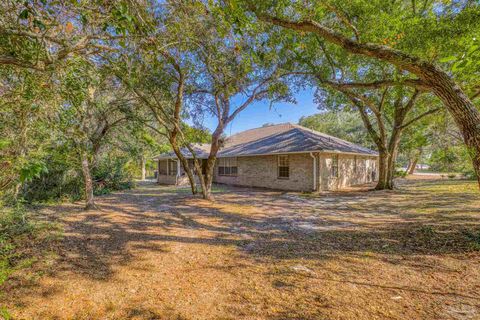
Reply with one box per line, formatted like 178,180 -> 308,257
2,178 -> 480,320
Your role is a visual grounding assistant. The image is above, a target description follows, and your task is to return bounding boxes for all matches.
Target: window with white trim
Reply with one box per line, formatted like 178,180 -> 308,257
277,155 -> 289,179
218,157 -> 237,176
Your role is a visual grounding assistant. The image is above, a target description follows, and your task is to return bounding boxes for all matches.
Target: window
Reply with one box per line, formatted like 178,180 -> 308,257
353,156 -> 357,174
168,159 -> 178,176
331,155 -> 339,178
277,155 -> 289,179
218,157 -> 237,176
158,160 -> 168,175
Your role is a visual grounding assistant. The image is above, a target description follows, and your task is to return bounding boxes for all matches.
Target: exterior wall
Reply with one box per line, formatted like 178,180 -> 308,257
157,159 -> 178,185
318,153 -> 378,191
159,153 -> 378,192
213,153 -> 314,192
157,159 -> 200,186
319,155 -> 335,191
157,173 -> 177,185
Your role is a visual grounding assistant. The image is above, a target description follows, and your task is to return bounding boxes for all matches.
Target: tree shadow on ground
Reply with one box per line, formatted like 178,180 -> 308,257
4,179 -> 480,317
40,181 -> 480,278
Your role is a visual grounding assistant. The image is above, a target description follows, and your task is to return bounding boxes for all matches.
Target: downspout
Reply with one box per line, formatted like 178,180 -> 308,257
310,152 -> 317,192
176,159 -> 181,185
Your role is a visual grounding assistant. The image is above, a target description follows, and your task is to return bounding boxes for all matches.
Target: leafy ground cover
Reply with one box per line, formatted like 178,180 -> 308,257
0,204 -> 61,319
1,178 -> 479,319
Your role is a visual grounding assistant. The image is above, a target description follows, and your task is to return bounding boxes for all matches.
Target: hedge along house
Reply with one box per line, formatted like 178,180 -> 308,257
154,123 -> 379,192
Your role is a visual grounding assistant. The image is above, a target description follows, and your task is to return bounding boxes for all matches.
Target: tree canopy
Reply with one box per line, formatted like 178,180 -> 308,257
1,0 -> 479,206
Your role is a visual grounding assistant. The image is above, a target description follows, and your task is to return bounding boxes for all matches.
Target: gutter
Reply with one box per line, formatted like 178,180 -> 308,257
310,152 -> 317,192
155,150 -> 378,161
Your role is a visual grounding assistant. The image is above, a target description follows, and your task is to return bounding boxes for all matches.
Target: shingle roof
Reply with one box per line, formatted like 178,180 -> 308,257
154,123 -> 378,159
154,143 -> 211,159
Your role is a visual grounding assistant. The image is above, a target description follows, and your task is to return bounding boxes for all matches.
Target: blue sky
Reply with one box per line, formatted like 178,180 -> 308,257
197,88 -> 320,136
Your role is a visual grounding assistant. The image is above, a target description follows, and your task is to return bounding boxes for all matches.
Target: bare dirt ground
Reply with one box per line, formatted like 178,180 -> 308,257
2,178 -> 480,320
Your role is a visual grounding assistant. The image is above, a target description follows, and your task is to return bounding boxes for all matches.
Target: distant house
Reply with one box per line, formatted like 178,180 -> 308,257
154,123 -> 378,192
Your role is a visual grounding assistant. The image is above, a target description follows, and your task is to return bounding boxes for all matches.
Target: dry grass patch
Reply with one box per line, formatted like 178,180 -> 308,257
1,179 -> 480,319
184,198 -> 263,216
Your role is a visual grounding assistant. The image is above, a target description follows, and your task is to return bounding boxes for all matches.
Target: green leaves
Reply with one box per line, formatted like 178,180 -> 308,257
18,9 -> 29,20
19,161 -> 48,183
0,139 -> 11,151
111,2 -> 137,37
300,111 -> 374,149
33,19 -> 46,31
439,37 -> 480,87
439,56 -> 457,63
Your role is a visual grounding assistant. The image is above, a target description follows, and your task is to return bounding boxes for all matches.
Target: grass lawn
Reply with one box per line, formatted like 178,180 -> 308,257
1,178 -> 479,319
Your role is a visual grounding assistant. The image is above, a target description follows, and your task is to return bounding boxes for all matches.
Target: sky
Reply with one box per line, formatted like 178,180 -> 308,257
196,87 -> 321,136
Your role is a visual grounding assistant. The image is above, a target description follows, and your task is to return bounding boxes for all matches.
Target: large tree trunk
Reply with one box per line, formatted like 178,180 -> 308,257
192,158 -> 208,197
81,152 -> 96,210
407,158 -> 419,174
423,69 -> 480,187
384,124 -> 404,189
171,142 -> 197,195
202,170 -> 214,200
375,151 -> 390,190
406,149 -> 422,174
385,144 -> 400,189
257,13 -> 480,189
385,155 -> 395,190
201,129 -> 223,201
167,70 -> 201,195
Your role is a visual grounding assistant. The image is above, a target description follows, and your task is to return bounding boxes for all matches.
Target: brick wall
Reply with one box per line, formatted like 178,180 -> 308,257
319,153 -> 378,191
159,153 -> 378,191
213,153 -> 314,192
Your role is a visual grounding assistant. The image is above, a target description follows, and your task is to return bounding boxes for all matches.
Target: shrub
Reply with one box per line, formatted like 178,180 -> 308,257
0,204 -> 33,286
92,157 -> 135,196
22,154 -> 135,202
395,169 -> 407,178
462,169 -> 477,180
427,146 -> 473,174
463,230 -> 480,251
22,164 -> 83,203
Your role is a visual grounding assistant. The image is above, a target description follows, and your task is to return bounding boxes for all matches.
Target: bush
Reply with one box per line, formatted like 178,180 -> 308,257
22,164 -> 83,203
92,157 -> 135,196
462,169 -> 477,180
427,146 -> 474,174
463,230 -> 480,251
395,169 -> 407,178
0,204 -> 33,286
22,154 -> 135,202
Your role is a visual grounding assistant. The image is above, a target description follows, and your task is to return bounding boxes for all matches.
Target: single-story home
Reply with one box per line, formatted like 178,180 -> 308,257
154,123 -> 378,192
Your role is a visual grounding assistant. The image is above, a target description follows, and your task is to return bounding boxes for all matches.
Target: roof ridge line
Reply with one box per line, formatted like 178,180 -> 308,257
227,122 -> 293,138
291,125 -> 324,146
292,123 -> 361,146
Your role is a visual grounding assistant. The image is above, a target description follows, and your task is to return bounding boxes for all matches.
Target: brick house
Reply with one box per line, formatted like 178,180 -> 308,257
154,123 -> 378,192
